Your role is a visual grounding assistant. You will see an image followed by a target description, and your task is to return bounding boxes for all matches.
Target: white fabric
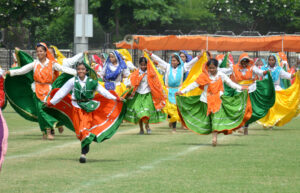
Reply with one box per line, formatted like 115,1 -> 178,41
269,66 -> 292,91
181,71 -> 242,103
150,54 -> 199,84
126,61 -> 137,71
62,53 -> 84,68
218,65 -> 264,78
50,76 -> 116,108
10,58 -> 76,77
99,63 -> 130,87
133,69 -> 151,94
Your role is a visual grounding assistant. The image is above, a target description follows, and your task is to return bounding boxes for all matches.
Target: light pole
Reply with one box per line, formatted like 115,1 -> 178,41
74,0 -> 93,54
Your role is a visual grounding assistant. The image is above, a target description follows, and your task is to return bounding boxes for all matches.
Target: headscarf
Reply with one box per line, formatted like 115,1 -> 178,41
179,50 -> 192,63
49,45 -> 66,65
261,54 -> 282,82
103,51 -> 127,90
36,42 -> 55,62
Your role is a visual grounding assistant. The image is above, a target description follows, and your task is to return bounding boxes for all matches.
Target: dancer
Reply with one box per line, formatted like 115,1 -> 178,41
0,69 -> 8,171
99,51 -> 130,96
145,49 -> 202,132
47,62 -> 125,163
124,56 -> 166,134
258,54 -> 299,128
176,59 -> 251,146
5,43 -> 77,140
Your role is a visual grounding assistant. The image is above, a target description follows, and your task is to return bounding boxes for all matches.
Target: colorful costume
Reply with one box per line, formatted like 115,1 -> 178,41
222,53 -> 276,124
100,51 -> 130,96
47,75 -> 124,148
177,68 -> 252,135
258,54 -> 299,127
0,70 -> 8,171
5,44 -> 76,134
150,53 -> 199,123
124,55 -> 166,124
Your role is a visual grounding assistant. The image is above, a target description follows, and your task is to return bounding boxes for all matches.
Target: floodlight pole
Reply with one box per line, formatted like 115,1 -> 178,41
74,0 -> 89,54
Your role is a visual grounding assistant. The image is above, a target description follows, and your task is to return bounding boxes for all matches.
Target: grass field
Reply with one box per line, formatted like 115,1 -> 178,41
0,104 -> 300,193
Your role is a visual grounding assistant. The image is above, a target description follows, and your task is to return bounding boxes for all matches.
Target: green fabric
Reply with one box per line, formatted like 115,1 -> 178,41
247,72 -> 275,124
74,77 -> 99,112
176,91 -> 248,134
43,106 -> 75,132
33,94 -> 59,133
281,65 -> 291,89
81,103 -> 126,148
52,73 -> 73,89
219,53 -> 229,68
83,54 -> 98,81
124,93 -> 166,124
4,50 -> 38,122
223,72 -> 275,124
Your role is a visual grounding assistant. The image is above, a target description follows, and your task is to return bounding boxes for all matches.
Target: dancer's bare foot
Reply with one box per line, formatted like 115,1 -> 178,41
58,126 -> 64,134
46,129 -> 54,140
212,132 -> 217,147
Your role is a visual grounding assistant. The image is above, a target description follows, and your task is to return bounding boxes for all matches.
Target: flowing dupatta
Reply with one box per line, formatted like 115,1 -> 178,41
180,52 -> 208,96
195,62 -> 224,115
130,52 -> 166,110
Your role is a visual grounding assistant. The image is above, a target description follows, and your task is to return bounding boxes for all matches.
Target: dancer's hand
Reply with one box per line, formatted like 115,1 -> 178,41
263,71 -> 268,75
143,49 -> 151,55
197,50 -> 204,59
4,71 -> 10,77
118,97 -> 125,102
84,51 -> 89,55
129,91 -> 136,99
175,91 -> 182,96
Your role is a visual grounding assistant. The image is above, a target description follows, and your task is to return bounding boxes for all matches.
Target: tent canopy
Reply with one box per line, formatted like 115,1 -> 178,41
116,35 -> 300,52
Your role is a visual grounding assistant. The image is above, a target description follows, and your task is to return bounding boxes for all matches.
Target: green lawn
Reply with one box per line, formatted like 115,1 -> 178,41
1,104 -> 299,193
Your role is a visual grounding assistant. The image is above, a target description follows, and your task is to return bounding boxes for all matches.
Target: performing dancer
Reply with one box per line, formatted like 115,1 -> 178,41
176,59 -> 251,146
258,54 -> 299,128
124,56 -> 166,134
99,51 -> 130,96
5,43 -> 77,140
47,62 -> 125,163
145,49 -> 202,132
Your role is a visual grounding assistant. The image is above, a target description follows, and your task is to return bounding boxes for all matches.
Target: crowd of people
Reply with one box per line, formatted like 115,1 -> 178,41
0,42 -> 299,167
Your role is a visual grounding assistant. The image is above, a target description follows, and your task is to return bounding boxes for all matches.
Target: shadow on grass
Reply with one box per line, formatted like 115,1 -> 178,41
54,157 -> 121,163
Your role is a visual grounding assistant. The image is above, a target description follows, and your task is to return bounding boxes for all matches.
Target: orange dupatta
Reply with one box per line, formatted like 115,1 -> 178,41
130,58 -> 166,110
195,63 -> 224,115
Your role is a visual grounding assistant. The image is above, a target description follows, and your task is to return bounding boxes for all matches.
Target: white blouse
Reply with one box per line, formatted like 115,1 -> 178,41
151,53 -> 199,85
9,58 -> 76,77
269,66 -> 292,91
99,63 -> 131,86
61,53 -> 84,68
50,76 -> 117,108
131,69 -> 151,95
181,71 -> 242,103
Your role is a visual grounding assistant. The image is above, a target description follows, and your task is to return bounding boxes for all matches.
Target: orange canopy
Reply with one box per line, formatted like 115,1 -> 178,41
115,35 -> 300,52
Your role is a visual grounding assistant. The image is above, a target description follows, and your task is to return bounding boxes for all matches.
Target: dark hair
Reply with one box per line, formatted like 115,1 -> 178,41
268,55 -> 276,60
172,54 -> 181,63
139,57 -> 147,65
76,62 -> 87,70
206,51 -> 212,59
241,58 -> 250,63
49,47 -> 56,58
36,44 -> 47,52
206,59 -> 218,67
179,52 -> 186,57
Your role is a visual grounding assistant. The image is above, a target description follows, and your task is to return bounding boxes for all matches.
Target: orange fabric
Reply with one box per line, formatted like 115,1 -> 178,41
130,57 -> 166,111
232,65 -> 253,82
116,35 -> 300,52
33,60 -> 54,101
195,67 -> 224,115
48,89 -> 123,141
130,69 -> 146,94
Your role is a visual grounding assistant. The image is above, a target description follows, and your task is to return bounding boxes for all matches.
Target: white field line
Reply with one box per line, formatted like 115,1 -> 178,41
5,127 -> 140,160
68,134 -> 236,193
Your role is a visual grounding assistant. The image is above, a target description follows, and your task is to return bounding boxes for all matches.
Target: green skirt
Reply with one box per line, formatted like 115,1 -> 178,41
223,72 -> 275,124
124,92 -> 166,124
176,91 -> 248,135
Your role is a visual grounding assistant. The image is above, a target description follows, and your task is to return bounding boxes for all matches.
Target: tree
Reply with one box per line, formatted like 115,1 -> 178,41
208,0 -> 300,34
